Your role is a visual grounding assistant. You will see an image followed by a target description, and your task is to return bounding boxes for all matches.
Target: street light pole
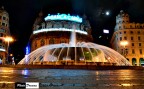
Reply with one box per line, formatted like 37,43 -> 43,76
4,36 -> 13,64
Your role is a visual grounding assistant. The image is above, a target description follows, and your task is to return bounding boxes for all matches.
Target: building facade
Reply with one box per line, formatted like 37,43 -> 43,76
30,11 -> 93,52
0,6 -> 11,64
111,10 -> 144,66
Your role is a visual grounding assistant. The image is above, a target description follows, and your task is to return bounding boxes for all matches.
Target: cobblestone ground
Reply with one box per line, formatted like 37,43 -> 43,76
0,67 -> 144,89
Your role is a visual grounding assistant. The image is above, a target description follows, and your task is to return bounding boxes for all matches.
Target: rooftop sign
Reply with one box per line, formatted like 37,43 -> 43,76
44,13 -> 82,23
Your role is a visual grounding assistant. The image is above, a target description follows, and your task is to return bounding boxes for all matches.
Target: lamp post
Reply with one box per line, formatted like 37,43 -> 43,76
4,36 -> 13,64
120,41 -> 128,58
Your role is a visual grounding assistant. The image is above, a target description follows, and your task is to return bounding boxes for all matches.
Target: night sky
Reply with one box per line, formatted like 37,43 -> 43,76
1,0 -> 144,61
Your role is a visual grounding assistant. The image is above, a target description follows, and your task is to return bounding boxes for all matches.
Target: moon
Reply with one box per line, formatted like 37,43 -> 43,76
105,11 -> 110,16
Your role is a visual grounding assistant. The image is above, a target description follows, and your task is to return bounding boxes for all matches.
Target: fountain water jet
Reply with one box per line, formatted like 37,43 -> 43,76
19,25 -> 131,66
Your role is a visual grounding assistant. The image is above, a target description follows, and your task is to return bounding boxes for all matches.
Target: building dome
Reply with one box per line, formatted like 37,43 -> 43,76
30,12 -> 93,52
116,10 -> 129,24
0,6 -> 9,17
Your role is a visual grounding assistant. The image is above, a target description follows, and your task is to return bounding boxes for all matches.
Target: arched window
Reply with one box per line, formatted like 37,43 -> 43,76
140,58 -> 144,66
60,40 -> 65,43
132,58 -> 136,66
41,39 -> 45,46
49,38 -> 54,44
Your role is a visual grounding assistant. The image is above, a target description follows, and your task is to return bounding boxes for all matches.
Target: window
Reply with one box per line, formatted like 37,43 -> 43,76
132,43 -> 134,46
132,49 -> 135,54
120,37 -> 122,41
139,43 -> 141,46
41,39 -> 45,46
49,38 -> 54,44
123,25 -> 125,28
60,40 -> 65,43
2,23 -> 5,26
119,26 -> 121,29
124,37 -> 127,40
3,17 -> 6,20
138,36 -> 141,40
140,49 -> 142,54
131,37 -> 133,40
137,31 -> 140,34
130,31 -> 133,34
0,16 -> 1,19
126,49 -> 128,55
124,31 -> 126,34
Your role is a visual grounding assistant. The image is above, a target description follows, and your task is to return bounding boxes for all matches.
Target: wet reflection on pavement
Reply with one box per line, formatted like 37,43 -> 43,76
0,67 -> 144,89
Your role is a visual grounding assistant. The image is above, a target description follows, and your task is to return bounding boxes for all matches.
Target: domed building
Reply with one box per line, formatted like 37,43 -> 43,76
111,10 -> 144,66
0,6 -> 11,64
30,11 -> 93,52
20,10 -> 131,66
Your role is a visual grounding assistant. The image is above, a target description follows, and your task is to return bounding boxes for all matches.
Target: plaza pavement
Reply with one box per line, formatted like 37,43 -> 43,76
0,65 -> 144,89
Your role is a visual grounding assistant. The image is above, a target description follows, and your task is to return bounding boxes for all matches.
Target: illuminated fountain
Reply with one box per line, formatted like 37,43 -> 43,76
19,24 -> 131,66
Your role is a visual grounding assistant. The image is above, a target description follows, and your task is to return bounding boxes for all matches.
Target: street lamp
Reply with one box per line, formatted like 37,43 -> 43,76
4,36 -> 14,64
120,41 -> 128,57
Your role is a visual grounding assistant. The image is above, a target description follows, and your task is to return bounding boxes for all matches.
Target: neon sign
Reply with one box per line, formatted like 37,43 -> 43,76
33,28 -> 87,35
44,13 -> 82,23
25,46 -> 30,55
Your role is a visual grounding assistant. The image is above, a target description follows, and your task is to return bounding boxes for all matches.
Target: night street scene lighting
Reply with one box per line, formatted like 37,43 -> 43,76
0,0 -> 144,89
